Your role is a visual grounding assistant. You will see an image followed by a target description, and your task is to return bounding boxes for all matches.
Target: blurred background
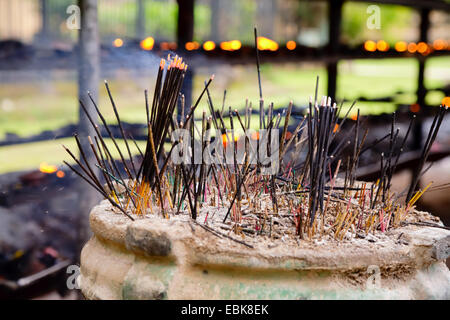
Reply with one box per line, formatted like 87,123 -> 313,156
0,0 -> 449,299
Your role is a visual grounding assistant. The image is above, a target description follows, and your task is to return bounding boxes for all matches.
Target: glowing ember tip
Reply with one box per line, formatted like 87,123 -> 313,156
409,104 -> 420,113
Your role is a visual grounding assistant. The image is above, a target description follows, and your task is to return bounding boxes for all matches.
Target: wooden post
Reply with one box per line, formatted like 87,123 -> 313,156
76,0 -> 101,261
176,0 -> 194,118
37,0 -> 49,44
210,0 -> 220,41
257,0 -> 276,38
136,0 -> 146,40
412,7 -> 430,150
176,0 -> 194,48
326,0 -> 342,100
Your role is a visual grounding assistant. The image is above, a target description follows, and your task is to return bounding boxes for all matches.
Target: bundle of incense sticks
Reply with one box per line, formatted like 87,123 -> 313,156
137,56 -> 188,217
65,42 -> 448,241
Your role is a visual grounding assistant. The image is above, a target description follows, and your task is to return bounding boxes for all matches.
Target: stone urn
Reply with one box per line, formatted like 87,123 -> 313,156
80,200 -> 450,300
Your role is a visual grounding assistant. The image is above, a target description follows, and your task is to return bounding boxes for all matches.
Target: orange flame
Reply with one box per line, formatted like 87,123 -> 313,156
286,40 -> 296,50
221,133 -> 227,147
442,97 -> 450,107
140,37 -> 154,51
160,42 -> 170,50
433,39 -> 446,51
203,40 -> 216,51
284,131 -> 293,140
56,170 -> 65,178
221,133 -> 239,147
220,40 -> 241,51
364,40 -> 376,52
333,124 -> 339,133
257,36 -> 278,51
185,41 -> 200,51
417,42 -> 428,54
376,40 -> 389,52
40,162 -> 57,174
410,104 -> 420,113
407,42 -> 417,53
113,38 -> 123,48
395,41 -> 407,52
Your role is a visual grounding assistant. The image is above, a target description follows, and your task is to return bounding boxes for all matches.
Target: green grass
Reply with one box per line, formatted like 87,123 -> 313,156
0,73 -> 154,139
1,57 -> 449,173
195,57 -> 449,117
0,138 -> 146,174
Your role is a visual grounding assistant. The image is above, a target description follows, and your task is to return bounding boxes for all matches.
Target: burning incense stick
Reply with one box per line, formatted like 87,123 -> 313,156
64,49 -> 447,244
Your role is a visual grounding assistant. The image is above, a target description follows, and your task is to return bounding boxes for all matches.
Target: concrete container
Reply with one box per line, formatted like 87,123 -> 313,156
80,200 -> 450,300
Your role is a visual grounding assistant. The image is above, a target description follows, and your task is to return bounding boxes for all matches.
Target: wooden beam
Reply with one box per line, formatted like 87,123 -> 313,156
176,0 -> 194,48
77,0 -> 101,262
37,0 -> 49,44
210,0 -> 220,41
326,0 -> 343,100
350,0 -> 450,11
412,8 -> 430,150
136,0 -> 146,40
417,7 -> 430,110
300,0 -> 450,11
78,0 -> 100,148
356,149 -> 450,181
176,0 -> 195,118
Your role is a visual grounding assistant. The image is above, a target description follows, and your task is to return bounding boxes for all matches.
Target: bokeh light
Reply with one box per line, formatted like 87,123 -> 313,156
395,41 -> 407,52
257,37 -> 279,51
376,40 -> 389,52
112,38 -> 123,48
410,104 -> 420,113
185,41 -> 200,51
220,40 -> 241,51
433,39 -> 447,50
203,40 -> 216,51
364,40 -> 376,52
286,40 -> 296,50
407,42 -> 417,53
140,37 -> 154,51
442,97 -> 450,107
417,42 -> 428,54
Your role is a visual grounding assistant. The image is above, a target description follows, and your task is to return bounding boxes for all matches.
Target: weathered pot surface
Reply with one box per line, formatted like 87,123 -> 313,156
80,200 -> 450,300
